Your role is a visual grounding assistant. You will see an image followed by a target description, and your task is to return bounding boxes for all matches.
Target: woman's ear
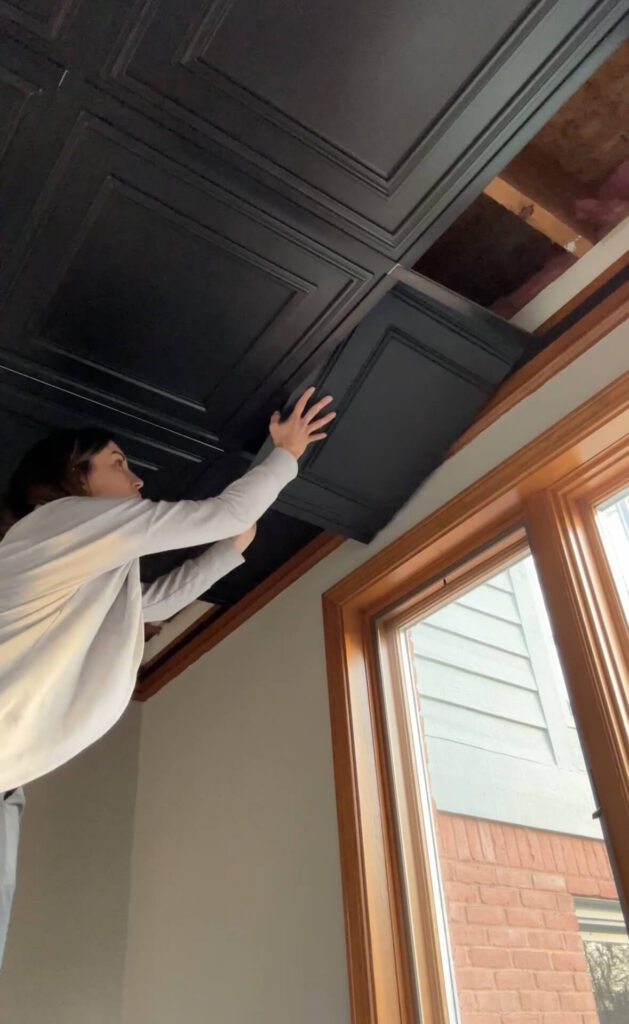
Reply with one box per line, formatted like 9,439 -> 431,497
70,464 -> 91,497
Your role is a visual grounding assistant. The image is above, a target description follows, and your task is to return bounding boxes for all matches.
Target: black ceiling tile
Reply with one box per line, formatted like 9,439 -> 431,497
0,0 -> 625,604
4,2 -> 623,263
98,0 -> 627,258
0,365 -> 216,501
0,0 -> 80,44
0,109 -> 378,442
262,280 -> 530,541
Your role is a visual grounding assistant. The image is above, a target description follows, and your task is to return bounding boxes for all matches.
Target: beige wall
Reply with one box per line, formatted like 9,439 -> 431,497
0,704 -> 141,1024
122,323 -> 629,1024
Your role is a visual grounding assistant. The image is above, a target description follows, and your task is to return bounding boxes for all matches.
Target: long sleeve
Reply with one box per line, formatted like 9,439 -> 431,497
0,448 -> 297,597
131,447 -> 297,558
141,539 -> 244,622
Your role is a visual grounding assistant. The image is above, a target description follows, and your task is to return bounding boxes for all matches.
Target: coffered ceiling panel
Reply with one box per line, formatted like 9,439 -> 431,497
0,364 -> 219,503
0,0 -> 626,614
0,0 -> 78,41
0,69 -> 32,162
264,281 -> 529,541
0,107 -> 375,442
102,0 -> 626,257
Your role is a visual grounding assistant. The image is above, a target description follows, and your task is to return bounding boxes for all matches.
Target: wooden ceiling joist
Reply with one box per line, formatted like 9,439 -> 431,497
497,143 -> 601,240
484,176 -> 593,258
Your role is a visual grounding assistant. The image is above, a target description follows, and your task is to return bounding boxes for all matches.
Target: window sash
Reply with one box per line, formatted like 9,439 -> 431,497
323,372 -> 629,1024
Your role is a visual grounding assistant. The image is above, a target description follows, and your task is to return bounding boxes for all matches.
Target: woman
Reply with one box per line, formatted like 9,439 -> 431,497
0,387 -> 335,965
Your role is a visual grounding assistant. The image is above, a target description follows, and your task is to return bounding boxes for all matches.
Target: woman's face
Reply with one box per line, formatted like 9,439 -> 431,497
85,441 -> 144,499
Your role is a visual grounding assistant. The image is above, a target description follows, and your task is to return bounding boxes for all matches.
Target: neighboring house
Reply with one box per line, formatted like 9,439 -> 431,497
410,555 -> 599,838
409,548 -> 629,1022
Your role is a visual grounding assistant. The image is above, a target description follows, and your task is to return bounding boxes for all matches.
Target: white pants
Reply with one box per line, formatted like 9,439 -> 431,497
0,787 -> 24,968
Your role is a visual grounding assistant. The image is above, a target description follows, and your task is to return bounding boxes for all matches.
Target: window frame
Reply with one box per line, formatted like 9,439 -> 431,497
322,371 -> 629,1024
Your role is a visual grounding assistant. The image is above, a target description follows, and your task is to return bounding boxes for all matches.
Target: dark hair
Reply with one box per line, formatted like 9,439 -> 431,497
2,428 -> 113,528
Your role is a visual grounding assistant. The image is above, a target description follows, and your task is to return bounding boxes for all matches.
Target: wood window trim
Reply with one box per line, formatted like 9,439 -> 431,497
372,528 -> 532,1024
322,371 -> 629,1024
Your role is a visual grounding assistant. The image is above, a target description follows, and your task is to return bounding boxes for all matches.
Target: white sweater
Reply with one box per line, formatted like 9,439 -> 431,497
0,447 -> 298,791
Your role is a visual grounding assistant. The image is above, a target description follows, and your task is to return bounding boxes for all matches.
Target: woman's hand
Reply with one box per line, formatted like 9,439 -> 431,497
269,387 -> 336,460
231,523 -> 257,553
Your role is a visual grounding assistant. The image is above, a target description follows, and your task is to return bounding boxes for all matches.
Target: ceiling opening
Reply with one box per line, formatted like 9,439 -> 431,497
413,38 -> 629,322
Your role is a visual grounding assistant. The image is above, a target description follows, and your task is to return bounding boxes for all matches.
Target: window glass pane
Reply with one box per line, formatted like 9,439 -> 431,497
576,899 -> 629,1024
596,487 -> 629,625
401,551 -> 628,1023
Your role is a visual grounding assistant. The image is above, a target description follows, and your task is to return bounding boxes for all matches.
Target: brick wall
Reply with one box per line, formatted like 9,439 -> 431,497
435,812 -> 617,1024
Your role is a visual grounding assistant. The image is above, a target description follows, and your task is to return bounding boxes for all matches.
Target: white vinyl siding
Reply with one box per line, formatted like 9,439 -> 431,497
410,555 -> 602,838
